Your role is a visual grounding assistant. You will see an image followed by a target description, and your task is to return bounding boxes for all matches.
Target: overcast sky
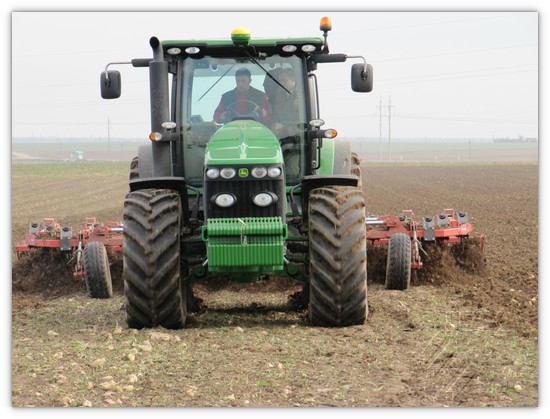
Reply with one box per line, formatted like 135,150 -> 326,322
3,2 -> 548,419
11,10 -> 538,140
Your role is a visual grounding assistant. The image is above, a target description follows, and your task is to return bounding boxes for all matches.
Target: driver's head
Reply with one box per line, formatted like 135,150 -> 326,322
235,68 -> 252,92
280,69 -> 296,91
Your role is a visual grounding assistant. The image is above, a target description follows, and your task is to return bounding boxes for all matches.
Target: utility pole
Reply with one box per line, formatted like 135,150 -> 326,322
388,97 -> 395,161
377,96 -> 383,161
107,117 -> 111,160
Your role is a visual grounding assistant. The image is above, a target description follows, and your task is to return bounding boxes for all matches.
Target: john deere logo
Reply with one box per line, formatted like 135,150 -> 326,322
238,168 -> 249,177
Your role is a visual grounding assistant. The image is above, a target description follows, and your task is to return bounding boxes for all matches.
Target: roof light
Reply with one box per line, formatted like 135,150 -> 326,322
185,46 -> 200,55
282,45 -> 297,53
231,27 -> 251,46
301,44 -> 316,53
320,16 -> 332,32
167,47 -> 181,55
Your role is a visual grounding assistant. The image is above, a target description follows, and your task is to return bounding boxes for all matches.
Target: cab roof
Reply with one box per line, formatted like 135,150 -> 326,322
161,37 -> 325,57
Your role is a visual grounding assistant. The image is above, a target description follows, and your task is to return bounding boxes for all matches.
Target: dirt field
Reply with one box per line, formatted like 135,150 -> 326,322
11,161 -> 538,407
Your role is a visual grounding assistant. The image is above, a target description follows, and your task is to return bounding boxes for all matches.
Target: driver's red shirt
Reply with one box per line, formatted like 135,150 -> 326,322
213,87 -> 272,124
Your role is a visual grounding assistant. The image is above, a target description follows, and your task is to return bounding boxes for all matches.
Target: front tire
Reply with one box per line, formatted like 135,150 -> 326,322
123,189 -> 187,329
308,186 -> 368,327
83,241 -> 113,299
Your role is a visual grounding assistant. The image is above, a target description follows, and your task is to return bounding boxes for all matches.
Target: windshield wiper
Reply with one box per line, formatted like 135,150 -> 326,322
242,49 -> 291,95
198,64 -> 235,102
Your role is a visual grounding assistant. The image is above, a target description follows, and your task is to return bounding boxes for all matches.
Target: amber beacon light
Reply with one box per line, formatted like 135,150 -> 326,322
320,16 -> 332,32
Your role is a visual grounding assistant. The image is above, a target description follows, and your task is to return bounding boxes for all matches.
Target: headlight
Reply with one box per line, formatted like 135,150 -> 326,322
206,168 -> 220,179
213,193 -> 237,208
251,167 -> 267,178
220,168 -> 236,179
267,167 -> 282,178
253,192 -> 277,207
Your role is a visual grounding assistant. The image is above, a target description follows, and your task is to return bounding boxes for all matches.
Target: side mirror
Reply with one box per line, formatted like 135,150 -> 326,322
351,63 -> 373,93
100,70 -> 121,99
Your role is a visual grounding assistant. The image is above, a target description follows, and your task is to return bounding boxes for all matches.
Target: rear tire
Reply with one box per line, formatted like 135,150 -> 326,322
123,189 -> 187,329
137,145 -> 153,179
128,145 -> 153,183
351,151 -> 363,189
308,186 -> 368,327
129,156 -> 139,181
385,233 -> 411,290
83,241 -> 113,299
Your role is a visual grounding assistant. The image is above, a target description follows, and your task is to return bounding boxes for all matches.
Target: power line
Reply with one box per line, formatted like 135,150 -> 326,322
13,78 -> 148,90
377,97 -> 382,160
338,12 -> 532,35
12,121 -> 149,127
12,98 -> 149,108
375,68 -> 537,86
388,97 -> 395,161
324,112 -> 536,125
322,65 -> 537,91
376,63 -> 537,83
373,43 -> 537,64
396,114 -> 537,125
374,96 -> 395,161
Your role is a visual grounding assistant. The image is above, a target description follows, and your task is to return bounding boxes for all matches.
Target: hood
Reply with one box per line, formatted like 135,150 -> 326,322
205,120 -> 283,166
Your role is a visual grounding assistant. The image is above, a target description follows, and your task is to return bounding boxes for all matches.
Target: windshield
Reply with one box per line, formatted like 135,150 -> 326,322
178,54 -> 307,185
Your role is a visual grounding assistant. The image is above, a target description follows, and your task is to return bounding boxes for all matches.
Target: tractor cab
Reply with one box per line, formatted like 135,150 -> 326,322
178,52 -> 309,186
101,19 -> 373,188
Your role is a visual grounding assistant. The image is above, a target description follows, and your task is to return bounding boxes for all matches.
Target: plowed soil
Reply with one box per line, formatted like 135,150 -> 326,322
364,164 -> 538,338
11,162 -> 538,407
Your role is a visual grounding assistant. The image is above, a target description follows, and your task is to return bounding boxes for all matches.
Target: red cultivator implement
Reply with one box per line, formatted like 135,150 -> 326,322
15,209 -> 485,298
15,217 -> 123,298
366,209 -> 486,290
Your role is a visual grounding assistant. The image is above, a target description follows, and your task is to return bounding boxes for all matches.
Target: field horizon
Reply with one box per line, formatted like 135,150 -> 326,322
12,139 -> 538,164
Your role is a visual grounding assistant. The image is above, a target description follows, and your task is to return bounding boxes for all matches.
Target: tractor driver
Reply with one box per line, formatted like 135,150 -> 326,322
269,68 -> 299,138
213,68 -> 272,124
266,68 -> 301,180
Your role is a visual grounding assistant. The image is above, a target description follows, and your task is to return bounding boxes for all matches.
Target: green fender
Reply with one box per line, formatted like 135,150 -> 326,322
318,138 -> 353,176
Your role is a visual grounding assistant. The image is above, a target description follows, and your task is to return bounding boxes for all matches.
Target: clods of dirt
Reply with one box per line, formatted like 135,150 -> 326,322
12,250 -> 83,297
12,248 -> 124,300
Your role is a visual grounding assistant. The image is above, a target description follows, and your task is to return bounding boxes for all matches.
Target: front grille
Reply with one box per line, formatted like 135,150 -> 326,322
205,178 -> 285,219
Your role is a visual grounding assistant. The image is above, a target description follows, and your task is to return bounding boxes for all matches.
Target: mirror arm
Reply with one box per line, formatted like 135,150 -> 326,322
104,61 -> 132,81
104,58 -> 152,81
346,55 -> 368,75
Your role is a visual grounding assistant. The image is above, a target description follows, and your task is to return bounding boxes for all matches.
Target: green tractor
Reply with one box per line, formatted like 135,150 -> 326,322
100,17 -> 373,329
